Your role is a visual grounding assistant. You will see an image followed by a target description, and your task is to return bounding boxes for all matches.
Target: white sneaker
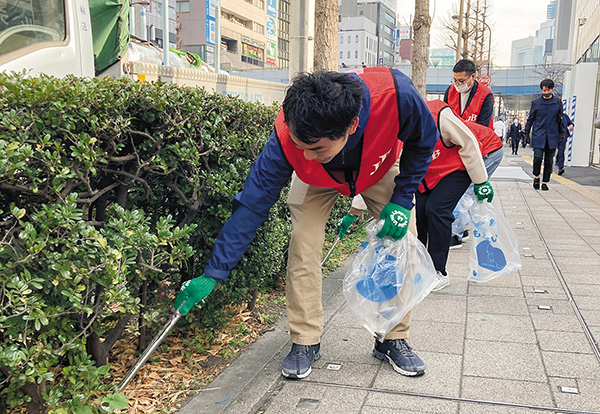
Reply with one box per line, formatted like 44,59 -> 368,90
432,270 -> 450,291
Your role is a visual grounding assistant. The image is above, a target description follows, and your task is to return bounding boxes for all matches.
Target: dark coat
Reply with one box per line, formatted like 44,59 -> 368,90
523,95 -> 563,150
507,123 -> 522,139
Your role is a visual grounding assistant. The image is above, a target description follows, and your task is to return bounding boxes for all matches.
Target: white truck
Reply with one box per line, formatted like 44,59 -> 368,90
0,0 -> 286,103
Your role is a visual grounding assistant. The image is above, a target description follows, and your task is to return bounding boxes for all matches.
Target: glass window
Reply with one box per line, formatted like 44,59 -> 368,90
355,50 -> 358,58
347,51 -> 350,58
340,36 -> 343,44
0,0 -> 66,57
355,35 -> 358,43
340,51 -> 343,58
176,1 -> 190,12
385,12 -> 395,25
347,35 -> 351,43
253,22 -> 264,34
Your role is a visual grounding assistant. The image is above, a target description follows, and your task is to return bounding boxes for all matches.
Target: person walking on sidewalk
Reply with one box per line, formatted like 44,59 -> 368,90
523,79 -> 564,191
556,113 -> 574,175
417,100 -> 494,291
494,117 -> 506,143
173,68 -> 438,379
507,118 -> 522,155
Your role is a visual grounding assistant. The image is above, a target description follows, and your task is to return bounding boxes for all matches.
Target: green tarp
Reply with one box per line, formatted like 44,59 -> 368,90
89,0 -> 129,75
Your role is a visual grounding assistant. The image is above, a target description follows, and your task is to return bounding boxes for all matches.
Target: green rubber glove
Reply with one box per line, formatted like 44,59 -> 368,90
474,181 -> 494,202
174,275 -> 216,315
337,214 -> 357,239
377,202 -> 410,241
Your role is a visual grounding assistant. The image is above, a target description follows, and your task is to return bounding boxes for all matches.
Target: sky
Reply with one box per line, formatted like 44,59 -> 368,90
397,0 -> 551,66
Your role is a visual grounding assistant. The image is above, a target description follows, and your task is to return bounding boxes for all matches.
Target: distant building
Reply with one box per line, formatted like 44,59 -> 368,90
534,19 -> 555,64
510,0 -> 556,66
339,0 -> 398,67
131,0 -> 177,48
511,37 -> 534,66
547,0 -> 557,20
176,0 -> 290,71
551,0 -> 573,64
338,16 -> 378,68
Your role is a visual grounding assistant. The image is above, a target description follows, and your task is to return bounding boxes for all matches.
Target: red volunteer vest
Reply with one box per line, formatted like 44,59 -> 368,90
464,121 -> 503,156
419,100 -> 466,192
276,67 -> 402,196
446,81 -> 494,128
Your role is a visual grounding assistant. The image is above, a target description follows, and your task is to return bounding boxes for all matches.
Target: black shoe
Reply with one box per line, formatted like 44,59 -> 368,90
449,235 -> 462,250
541,183 -> 549,191
282,343 -> 321,379
373,339 -> 426,376
462,230 -> 469,241
558,168 -> 565,176
533,178 -> 540,190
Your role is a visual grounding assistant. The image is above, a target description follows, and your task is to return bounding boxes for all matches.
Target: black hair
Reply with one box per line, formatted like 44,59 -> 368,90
452,59 -> 476,75
540,79 -> 555,89
282,71 -> 364,144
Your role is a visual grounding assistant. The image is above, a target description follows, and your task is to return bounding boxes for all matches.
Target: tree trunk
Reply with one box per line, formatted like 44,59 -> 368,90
411,0 -> 431,98
314,0 -> 339,71
87,313 -> 133,366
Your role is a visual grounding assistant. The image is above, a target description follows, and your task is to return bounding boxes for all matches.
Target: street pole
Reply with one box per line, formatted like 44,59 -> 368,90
140,6 -> 147,41
215,0 -> 221,73
456,0 -> 464,61
162,0 -> 169,65
487,25 -> 491,75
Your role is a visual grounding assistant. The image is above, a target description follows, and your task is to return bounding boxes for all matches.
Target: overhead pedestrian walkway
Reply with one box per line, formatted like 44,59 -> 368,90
178,146 -> 600,414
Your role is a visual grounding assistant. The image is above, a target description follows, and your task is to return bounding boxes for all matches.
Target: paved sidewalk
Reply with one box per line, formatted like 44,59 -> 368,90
179,147 -> 600,414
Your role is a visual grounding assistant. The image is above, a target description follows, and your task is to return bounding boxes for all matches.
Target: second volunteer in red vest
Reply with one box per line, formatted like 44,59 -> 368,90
416,100 -> 494,292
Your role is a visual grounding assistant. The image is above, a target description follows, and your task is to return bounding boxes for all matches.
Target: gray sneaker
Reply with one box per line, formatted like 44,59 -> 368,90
432,270 -> 450,291
282,343 -> 321,379
373,339 -> 426,376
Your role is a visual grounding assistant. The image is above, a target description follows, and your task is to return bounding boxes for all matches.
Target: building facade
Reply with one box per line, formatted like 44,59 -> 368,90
339,0 -> 398,68
131,0 -> 177,47
511,37 -> 534,66
338,16 -> 377,68
176,0 -> 289,71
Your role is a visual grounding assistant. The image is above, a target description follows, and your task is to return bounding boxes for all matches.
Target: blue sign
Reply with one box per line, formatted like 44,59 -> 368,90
205,0 -> 216,45
267,0 -> 277,17
266,16 -> 276,41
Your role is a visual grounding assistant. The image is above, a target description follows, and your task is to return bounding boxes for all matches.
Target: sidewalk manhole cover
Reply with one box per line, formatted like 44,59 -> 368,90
297,398 -> 320,409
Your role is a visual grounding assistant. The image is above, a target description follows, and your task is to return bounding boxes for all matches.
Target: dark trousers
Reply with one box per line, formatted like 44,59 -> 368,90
511,137 -> 520,154
533,143 -> 556,183
415,171 -> 472,273
556,138 -> 567,169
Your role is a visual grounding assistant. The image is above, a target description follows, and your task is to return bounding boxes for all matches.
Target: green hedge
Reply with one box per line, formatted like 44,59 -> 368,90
0,72 -> 352,413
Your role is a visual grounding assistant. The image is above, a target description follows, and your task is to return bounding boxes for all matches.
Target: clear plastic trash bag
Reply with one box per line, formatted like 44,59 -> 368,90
342,221 -> 437,341
452,191 -> 476,237
468,200 -> 522,283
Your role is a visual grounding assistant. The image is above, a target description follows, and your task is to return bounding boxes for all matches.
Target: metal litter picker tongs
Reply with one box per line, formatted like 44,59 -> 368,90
118,310 -> 184,391
321,217 -> 374,266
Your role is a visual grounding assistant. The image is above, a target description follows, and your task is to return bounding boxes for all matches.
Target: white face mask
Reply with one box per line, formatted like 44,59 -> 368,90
454,81 -> 471,94
514,121 -> 518,125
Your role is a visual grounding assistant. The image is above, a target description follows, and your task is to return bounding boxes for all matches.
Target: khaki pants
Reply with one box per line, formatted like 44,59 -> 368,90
286,157 -> 416,345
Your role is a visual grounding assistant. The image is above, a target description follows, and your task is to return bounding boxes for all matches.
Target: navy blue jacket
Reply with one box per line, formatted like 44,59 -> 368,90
524,95 -> 563,149
507,123 -> 522,139
204,69 -> 438,281
561,113 -> 574,142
